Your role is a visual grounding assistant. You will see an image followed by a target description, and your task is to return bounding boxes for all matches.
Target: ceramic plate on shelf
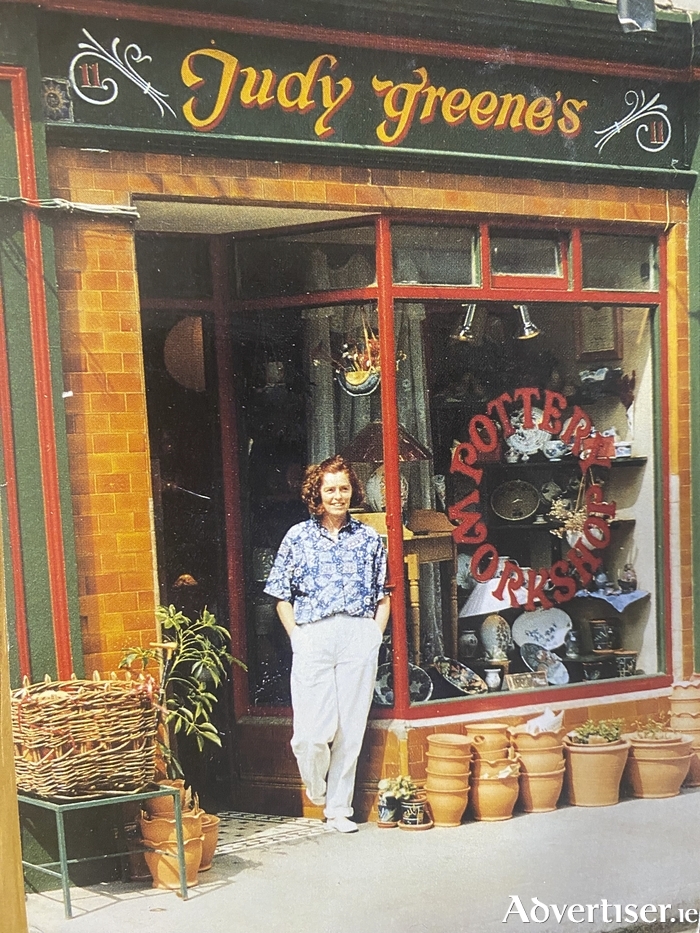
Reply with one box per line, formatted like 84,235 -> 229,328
512,608 -> 572,650
490,480 -> 540,522
505,407 -> 550,459
432,656 -> 488,696
520,642 -> 570,685
373,663 -> 433,706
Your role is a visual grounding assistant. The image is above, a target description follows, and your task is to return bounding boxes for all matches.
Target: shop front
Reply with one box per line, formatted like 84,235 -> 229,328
0,0 -> 697,817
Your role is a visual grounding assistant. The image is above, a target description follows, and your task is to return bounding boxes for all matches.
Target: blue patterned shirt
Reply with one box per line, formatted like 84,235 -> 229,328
263,516 -> 388,624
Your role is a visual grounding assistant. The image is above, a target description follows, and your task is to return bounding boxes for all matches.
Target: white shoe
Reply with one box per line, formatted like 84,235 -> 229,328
325,816 -> 358,833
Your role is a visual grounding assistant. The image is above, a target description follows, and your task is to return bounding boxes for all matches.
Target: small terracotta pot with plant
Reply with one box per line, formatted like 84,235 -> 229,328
622,715 -> 692,798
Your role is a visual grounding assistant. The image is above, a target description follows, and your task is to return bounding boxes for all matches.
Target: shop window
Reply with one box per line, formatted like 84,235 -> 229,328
581,234 -> 658,291
234,225 -> 375,299
136,235 -> 213,299
392,224 -> 478,285
397,301 -> 658,705
490,232 -> 564,278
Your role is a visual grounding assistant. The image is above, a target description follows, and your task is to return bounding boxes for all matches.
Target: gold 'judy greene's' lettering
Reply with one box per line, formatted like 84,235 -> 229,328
181,49 -> 354,136
371,66 -> 588,145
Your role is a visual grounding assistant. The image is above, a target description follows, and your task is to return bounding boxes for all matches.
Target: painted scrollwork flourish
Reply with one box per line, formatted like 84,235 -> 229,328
68,28 -> 176,119
594,90 -> 670,154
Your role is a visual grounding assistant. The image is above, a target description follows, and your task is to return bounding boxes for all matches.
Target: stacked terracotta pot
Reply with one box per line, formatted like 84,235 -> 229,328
669,678 -> 700,787
508,726 -> 566,813
425,733 -> 472,826
138,780 -> 221,887
466,722 -> 520,821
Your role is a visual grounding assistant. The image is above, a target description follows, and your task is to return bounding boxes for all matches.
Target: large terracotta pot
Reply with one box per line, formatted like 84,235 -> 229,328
144,780 -> 187,817
624,753 -> 691,798
426,751 -> 472,774
508,728 -> 565,751
623,733 -> 694,760
143,836 -> 202,889
564,738 -> 630,807
139,809 -> 202,844
464,722 -> 510,757
515,745 -> 565,774
425,787 -> 469,827
684,749 -> 700,787
425,769 -> 469,792
470,775 -> 519,821
671,680 -> 700,701
426,733 -> 472,756
669,692 -> 700,716
199,813 -> 221,871
518,764 -> 566,813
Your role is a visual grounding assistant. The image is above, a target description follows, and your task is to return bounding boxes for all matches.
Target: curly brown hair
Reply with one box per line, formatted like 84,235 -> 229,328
301,455 -> 363,516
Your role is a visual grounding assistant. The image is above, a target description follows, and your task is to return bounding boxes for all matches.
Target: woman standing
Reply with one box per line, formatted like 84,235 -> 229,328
264,454 -> 390,833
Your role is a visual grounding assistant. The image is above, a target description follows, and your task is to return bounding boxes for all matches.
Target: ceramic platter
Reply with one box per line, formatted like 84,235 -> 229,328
512,607 -> 572,650
432,656 -> 488,696
520,642 -> 570,686
373,663 -> 433,706
506,407 -> 550,459
490,480 -> 540,522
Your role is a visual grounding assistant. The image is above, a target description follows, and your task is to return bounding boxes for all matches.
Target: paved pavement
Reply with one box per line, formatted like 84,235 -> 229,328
25,788 -> 700,933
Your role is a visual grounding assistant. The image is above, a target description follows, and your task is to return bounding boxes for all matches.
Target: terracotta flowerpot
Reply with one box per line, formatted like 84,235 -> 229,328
669,697 -> 700,717
470,775 -> 519,821
515,745 -> 565,774
426,787 -> 469,827
426,733 -> 472,756
426,751 -> 472,774
624,753 -> 691,798
143,836 -> 202,889
425,768 -> 469,792
144,780 -> 187,817
464,722 -> 510,757
564,738 -> 630,807
670,711 -> 700,732
508,728 -> 565,750
683,749 -> 700,787
199,813 -> 220,871
518,764 -> 566,813
624,733 -> 694,760
139,809 -> 203,844
472,757 -> 518,779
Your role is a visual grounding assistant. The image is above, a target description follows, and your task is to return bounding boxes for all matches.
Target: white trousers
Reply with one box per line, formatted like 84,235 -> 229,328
289,614 -> 382,819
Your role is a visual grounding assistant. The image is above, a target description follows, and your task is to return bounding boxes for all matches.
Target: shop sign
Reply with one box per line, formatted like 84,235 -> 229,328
448,387 -> 616,611
38,14 -> 688,170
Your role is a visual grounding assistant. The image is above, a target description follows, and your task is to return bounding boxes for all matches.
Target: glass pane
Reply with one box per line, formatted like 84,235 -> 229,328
392,224 -> 477,285
582,234 -> 658,290
136,234 -> 213,299
403,301 -> 658,704
235,225 -> 375,299
491,233 -> 562,276
234,302 -> 395,706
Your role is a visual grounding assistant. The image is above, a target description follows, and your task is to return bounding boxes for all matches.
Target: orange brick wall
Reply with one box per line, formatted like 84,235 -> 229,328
46,146 -> 693,686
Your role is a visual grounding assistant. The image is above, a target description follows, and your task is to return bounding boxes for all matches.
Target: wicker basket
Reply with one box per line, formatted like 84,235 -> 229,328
12,674 -> 158,797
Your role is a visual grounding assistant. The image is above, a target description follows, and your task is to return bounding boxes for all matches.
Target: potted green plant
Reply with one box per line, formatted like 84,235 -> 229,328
622,715 -> 693,798
377,775 -> 423,827
563,718 -> 630,806
120,604 -> 245,881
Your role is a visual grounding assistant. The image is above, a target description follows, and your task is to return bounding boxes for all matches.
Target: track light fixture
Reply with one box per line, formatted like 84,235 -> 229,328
451,303 -> 478,342
515,304 -> 541,340
617,0 -> 656,33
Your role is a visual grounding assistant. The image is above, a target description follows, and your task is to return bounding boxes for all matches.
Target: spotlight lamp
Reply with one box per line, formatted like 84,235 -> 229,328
451,303 -> 478,342
617,0 -> 656,33
515,304 -> 541,340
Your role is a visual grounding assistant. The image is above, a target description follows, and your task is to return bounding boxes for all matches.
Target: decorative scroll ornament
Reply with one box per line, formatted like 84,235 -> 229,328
69,28 -> 177,118
594,90 -> 671,154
